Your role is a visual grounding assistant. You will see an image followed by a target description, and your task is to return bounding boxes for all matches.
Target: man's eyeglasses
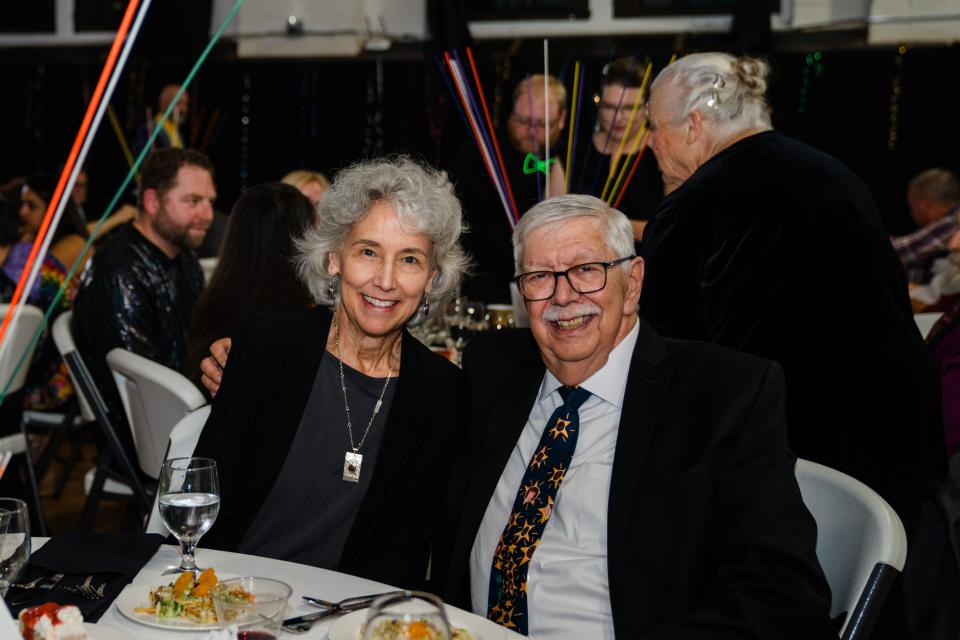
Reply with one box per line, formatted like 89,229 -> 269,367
514,256 -> 635,301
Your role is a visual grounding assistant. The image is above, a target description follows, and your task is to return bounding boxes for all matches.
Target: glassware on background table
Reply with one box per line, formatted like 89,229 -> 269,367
212,577 -> 291,639
485,304 -> 515,331
362,591 -> 451,640
0,498 -> 30,597
158,457 -> 220,575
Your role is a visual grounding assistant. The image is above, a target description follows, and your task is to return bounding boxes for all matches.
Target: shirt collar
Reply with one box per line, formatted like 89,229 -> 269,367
540,319 -> 640,408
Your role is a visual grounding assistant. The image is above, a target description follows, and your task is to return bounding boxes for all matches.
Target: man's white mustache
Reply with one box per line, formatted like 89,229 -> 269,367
541,302 -> 601,323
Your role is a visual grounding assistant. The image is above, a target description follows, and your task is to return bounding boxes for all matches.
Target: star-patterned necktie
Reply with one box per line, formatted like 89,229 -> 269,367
487,385 -> 591,634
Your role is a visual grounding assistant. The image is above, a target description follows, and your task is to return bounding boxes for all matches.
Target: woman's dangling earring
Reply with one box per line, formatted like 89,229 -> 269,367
422,297 -> 430,316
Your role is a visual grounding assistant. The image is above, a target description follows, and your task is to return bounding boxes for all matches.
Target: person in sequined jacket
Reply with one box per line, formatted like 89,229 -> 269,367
72,148 -> 215,455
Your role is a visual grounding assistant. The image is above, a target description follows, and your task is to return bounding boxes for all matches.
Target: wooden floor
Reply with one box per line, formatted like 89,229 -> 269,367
33,431 -> 131,535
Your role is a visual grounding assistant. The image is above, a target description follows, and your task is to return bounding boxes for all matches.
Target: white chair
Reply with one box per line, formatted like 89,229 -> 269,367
914,312 -> 943,339
0,303 -> 47,534
106,348 -> 206,480
52,312 -> 152,528
144,405 -> 211,535
0,303 -> 44,397
795,458 -> 907,640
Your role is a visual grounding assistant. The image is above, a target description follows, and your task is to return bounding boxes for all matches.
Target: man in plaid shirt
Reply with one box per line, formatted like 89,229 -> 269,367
892,168 -> 960,283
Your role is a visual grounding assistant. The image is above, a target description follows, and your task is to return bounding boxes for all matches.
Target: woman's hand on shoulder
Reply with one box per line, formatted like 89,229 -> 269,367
201,337 -> 232,397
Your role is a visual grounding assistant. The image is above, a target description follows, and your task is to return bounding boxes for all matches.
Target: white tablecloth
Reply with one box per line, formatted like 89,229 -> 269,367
30,540 -> 519,639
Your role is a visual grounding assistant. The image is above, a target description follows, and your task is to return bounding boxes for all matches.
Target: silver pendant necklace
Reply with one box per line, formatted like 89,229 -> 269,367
336,314 -> 400,482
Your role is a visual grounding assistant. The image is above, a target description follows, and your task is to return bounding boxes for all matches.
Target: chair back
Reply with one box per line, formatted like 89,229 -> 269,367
106,348 -> 205,479
50,311 -> 96,423
0,304 -> 44,395
795,458 -> 908,640
144,405 -> 211,535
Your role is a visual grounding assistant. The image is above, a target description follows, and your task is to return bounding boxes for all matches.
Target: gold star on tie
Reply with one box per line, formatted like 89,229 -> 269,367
548,416 -> 573,440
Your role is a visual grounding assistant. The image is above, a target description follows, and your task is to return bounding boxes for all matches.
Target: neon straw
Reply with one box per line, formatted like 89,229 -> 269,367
524,73 -> 543,203
564,61 -> 580,193
0,0 -> 142,362
613,132 -> 651,210
452,50 -> 510,221
434,55 -> 471,133
608,127 -> 649,206
570,65 -> 586,191
589,54 -> 639,195
543,39 -> 550,199
106,104 -> 135,168
465,46 -> 518,222
445,53 -> 514,229
600,62 -> 652,202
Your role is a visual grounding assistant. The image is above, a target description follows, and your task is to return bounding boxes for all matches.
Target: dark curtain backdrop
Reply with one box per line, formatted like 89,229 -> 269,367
2,42 -> 958,235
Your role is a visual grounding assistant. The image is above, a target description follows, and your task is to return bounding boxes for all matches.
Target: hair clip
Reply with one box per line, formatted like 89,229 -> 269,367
706,74 -> 726,109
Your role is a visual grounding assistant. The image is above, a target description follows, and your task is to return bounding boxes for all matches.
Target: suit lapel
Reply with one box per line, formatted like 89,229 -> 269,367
450,336 -> 544,600
607,322 -> 674,616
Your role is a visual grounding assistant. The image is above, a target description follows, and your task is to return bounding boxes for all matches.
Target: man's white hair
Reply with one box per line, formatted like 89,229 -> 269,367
513,194 -> 635,274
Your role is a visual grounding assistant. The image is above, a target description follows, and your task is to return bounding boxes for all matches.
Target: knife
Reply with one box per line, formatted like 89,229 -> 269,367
9,573 -> 65,606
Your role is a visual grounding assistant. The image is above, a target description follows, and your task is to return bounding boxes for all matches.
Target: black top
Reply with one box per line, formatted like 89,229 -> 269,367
72,222 -> 203,455
568,129 -> 664,222
194,306 -> 469,589
238,355 -> 395,567
639,131 -> 945,522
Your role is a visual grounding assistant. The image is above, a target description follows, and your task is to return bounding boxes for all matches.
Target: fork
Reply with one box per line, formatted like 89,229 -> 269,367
63,574 -> 106,600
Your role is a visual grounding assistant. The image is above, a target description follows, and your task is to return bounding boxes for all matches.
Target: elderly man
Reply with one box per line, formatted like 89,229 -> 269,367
457,74 -> 567,303
435,194 -> 834,639
892,167 -> 960,284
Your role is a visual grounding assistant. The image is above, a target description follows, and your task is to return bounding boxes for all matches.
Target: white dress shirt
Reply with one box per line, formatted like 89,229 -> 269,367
469,321 -> 640,639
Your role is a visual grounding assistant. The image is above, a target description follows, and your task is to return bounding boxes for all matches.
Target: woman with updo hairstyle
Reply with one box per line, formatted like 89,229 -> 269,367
639,51 -> 944,600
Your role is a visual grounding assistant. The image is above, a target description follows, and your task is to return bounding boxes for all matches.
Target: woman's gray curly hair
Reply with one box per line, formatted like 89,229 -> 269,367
651,52 -> 773,134
294,156 -> 470,325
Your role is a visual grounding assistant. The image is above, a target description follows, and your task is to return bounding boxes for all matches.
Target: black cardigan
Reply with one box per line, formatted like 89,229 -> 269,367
194,306 -> 468,589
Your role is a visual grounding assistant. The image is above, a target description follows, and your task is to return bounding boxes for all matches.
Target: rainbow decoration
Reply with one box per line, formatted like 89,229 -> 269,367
439,47 -> 520,228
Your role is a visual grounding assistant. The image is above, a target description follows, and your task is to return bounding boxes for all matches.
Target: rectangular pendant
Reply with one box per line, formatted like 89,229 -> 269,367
343,451 -> 363,483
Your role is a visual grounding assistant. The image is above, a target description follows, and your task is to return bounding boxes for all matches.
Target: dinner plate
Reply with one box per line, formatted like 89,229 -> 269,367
113,580 -> 222,631
84,622 -> 132,639
328,604 -> 508,640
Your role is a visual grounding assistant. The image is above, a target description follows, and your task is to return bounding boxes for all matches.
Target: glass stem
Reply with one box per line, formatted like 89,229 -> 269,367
179,538 -> 198,571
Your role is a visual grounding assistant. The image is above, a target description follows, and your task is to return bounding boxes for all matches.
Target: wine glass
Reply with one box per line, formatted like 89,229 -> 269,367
363,591 -> 451,640
0,498 -> 31,597
158,457 -> 220,575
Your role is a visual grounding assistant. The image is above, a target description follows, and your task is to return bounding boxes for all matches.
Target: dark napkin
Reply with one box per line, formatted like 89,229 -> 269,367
4,533 -> 164,622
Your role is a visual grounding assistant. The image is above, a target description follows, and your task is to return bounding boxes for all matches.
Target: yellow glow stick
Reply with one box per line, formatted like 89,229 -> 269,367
600,62 -> 652,202
564,61 -> 581,193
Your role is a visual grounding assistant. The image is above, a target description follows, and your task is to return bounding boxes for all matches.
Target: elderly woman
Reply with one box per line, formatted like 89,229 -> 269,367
193,157 -> 470,589
640,53 -> 943,539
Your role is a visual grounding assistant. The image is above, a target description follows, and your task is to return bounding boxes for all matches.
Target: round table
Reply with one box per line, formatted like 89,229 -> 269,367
73,543 -> 519,639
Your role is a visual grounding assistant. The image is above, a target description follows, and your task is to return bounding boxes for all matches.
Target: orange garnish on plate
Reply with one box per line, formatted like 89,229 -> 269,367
407,620 -> 430,639
193,568 -> 218,597
172,572 -> 193,597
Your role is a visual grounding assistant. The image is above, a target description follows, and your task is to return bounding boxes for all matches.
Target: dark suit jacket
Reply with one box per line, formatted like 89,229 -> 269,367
194,306 -> 468,589
436,322 -> 835,639
640,131 -> 945,527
